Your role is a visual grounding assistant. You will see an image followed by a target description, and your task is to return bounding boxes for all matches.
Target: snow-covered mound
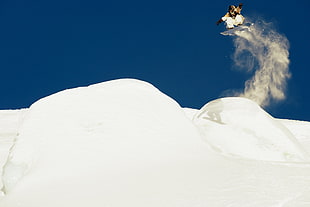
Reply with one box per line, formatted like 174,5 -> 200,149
1,79 -> 310,207
1,79 -> 212,206
193,97 -> 310,162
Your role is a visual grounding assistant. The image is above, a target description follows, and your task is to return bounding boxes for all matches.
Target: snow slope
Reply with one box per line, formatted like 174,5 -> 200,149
1,79 -> 310,206
0,109 -> 27,194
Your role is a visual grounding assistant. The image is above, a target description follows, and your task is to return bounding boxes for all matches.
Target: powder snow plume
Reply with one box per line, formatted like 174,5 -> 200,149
231,19 -> 291,107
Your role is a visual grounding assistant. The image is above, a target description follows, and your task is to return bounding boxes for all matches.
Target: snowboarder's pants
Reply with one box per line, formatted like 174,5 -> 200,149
222,17 -> 234,29
222,15 -> 244,29
234,14 -> 244,26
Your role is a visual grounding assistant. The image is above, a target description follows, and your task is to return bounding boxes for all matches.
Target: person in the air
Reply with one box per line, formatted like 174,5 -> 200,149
216,3 -> 245,29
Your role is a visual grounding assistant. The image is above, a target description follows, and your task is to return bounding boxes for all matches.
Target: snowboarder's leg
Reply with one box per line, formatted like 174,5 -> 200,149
234,14 -> 245,26
225,17 -> 235,29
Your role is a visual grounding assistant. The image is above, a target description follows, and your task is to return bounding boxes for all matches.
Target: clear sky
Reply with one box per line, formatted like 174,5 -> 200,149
0,0 -> 309,121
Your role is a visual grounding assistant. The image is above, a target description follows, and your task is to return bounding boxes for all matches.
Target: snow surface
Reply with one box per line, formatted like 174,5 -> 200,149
1,79 -> 310,206
0,109 -> 27,195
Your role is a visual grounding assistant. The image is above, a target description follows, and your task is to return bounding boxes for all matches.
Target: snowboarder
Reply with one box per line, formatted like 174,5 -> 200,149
216,3 -> 245,29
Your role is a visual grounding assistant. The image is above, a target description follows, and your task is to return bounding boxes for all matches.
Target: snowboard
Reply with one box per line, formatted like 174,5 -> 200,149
220,23 -> 253,36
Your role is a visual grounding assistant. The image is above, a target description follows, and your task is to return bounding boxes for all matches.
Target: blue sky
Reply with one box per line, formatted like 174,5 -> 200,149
0,0 -> 309,121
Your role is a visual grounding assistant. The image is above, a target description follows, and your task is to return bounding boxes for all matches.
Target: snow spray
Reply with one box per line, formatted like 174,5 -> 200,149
231,19 -> 290,107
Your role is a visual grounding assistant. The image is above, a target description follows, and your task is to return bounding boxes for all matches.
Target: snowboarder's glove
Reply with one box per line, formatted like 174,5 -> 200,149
239,3 -> 243,8
216,19 -> 223,25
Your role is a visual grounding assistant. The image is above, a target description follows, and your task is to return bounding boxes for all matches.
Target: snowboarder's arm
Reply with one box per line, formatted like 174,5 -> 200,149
216,12 -> 231,25
235,3 -> 243,14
